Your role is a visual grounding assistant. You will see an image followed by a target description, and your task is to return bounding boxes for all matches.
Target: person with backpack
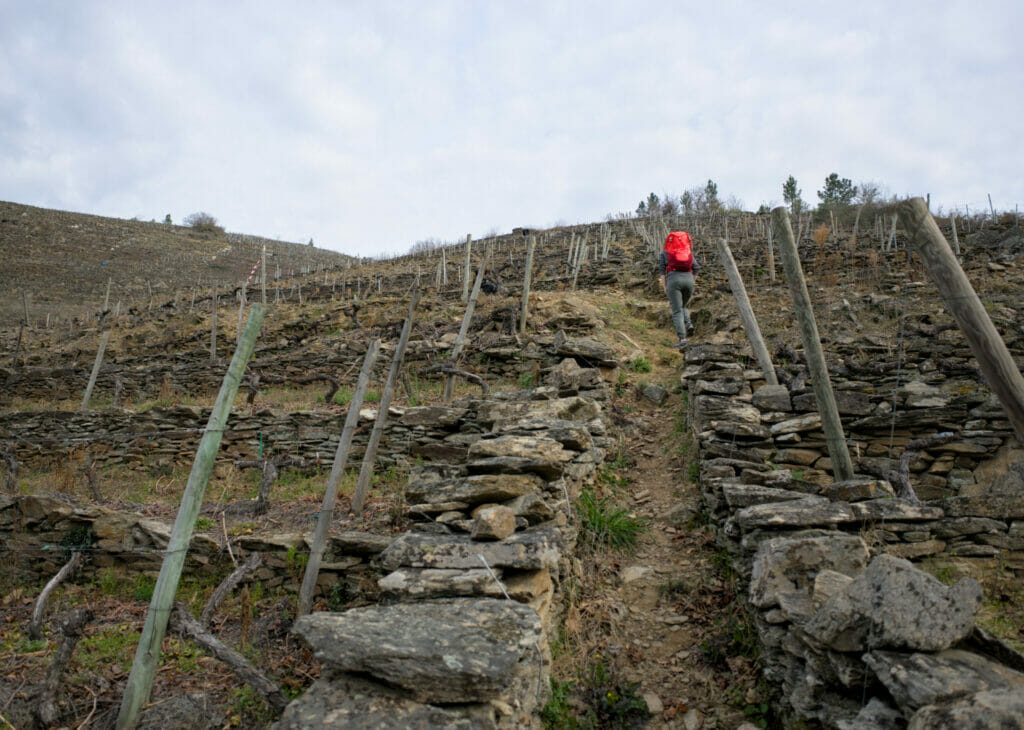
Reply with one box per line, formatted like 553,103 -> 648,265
658,231 -> 698,347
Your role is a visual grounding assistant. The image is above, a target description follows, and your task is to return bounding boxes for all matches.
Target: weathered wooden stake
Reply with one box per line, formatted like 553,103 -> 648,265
462,234 -> 472,303
771,207 -> 855,481
988,193 -> 996,223
81,330 -> 111,411
444,247 -> 491,402
104,278 -> 112,310
949,214 -> 960,257
717,239 -> 778,385
519,234 -> 536,333
236,285 -> 247,346
210,287 -> 217,363
897,198 -> 1024,443
116,305 -> 266,730
767,218 -> 777,283
297,339 -> 381,615
351,289 -> 420,514
261,244 -> 267,305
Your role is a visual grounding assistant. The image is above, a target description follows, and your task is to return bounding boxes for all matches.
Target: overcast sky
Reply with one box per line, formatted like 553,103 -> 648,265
2,1 -> 1021,257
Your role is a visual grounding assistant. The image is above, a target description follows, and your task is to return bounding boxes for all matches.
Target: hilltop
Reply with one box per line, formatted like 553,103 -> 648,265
0,200 -> 353,326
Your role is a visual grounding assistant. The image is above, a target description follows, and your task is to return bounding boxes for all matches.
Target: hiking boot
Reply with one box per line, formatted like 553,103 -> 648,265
686,324 -> 695,336
673,339 -> 688,348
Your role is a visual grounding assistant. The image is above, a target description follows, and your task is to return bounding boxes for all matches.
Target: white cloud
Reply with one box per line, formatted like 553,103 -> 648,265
0,0 -> 1021,256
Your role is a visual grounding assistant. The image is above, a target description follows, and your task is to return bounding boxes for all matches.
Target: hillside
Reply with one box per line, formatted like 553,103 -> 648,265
0,200 -> 354,326
1,202 -> 1024,729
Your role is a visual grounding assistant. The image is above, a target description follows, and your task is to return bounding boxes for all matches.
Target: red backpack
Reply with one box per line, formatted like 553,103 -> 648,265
664,231 -> 694,273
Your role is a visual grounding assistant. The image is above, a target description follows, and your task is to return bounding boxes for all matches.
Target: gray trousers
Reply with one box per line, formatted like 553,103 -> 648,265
665,272 -> 694,339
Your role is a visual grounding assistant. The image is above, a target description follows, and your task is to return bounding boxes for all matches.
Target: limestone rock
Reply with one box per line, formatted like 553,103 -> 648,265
292,598 -> 543,704
328,531 -> 396,556
749,532 -> 869,608
907,687 -> 1024,729
475,396 -> 601,428
721,484 -> 809,509
471,506 -> 517,540
406,473 -> 545,507
379,526 -> 561,573
805,554 -> 982,652
555,336 -> 618,367
770,413 -> 822,436
273,671 -> 498,729
377,569 -> 504,599
864,649 -> 1024,716
835,698 -> 903,730
825,478 -> 895,502
642,384 -> 668,406
752,384 -> 792,412
735,496 -> 855,530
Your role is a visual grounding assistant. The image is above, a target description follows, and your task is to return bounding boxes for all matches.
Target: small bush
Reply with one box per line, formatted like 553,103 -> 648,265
813,224 -> 830,246
577,488 -> 643,551
183,211 -> 224,234
627,356 -> 651,373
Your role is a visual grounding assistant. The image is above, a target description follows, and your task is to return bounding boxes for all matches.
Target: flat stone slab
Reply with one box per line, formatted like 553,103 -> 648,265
721,484 -> 810,509
907,687 -> 1024,729
475,397 -> 601,428
940,493 -> 1024,519
379,526 -> 561,573
378,568 -> 504,599
805,554 -> 982,652
405,473 -> 545,507
749,531 -> 869,608
292,598 -> 543,704
273,671 -> 497,729
864,649 -> 1024,716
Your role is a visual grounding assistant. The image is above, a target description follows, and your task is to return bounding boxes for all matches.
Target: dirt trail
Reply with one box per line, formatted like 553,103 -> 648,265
554,288 -> 764,729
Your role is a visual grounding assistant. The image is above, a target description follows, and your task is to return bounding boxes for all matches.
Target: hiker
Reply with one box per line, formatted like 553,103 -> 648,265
658,231 -> 698,347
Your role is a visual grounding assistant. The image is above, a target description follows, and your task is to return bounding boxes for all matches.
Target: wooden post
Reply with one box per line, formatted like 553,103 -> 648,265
771,207 -> 855,481
261,245 -> 267,305
81,330 -> 112,411
949,214 -> 960,257
441,247 -> 447,286
988,193 -> 996,224
210,287 -> 217,363
236,285 -> 247,346
444,246 -> 491,402
519,234 -> 536,333
716,239 -> 778,385
116,305 -> 266,730
897,198 -> 1024,443
298,339 -> 381,615
767,217 -> 777,283
351,289 -> 420,514
462,234 -> 472,303
104,278 -> 112,311
22,291 -> 29,327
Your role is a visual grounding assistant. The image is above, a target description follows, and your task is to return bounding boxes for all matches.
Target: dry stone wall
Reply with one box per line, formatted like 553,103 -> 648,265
684,342 -> 1024,727
1,357 -> 612,729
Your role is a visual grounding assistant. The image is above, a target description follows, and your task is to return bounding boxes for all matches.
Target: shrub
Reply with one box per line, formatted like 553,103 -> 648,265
813,224 -> 830,246
576,488 -> 643,551
627,356 -> 651,373
183,212 -> 224,234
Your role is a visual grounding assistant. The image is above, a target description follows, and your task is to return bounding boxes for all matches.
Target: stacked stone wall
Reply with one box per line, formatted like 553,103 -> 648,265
684,342 -> 1024,727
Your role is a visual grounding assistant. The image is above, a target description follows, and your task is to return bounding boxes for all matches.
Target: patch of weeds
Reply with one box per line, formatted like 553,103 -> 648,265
163,636 -> 202,672
326,582 -> 352,612
132,573 -> 157,602
228,521 -> 258,536
541,677 -> 577,729
285,546 -> 308,579
332,386 -> 353,406
710,550 -> 736,582
688,460 -> 700,483
576,488 -> 643,551
577,655 -> 651,729
598,463 -> 631,491
363,389 -> 380,403
791,469 -> 804,481
226,685 -> 275,727
59,523 -> 94,559
194,516 -> 215,531
700,607 -> 760,670
627,355 -> 651,373
519,372 -> 536,389
76,624 -> 140,674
